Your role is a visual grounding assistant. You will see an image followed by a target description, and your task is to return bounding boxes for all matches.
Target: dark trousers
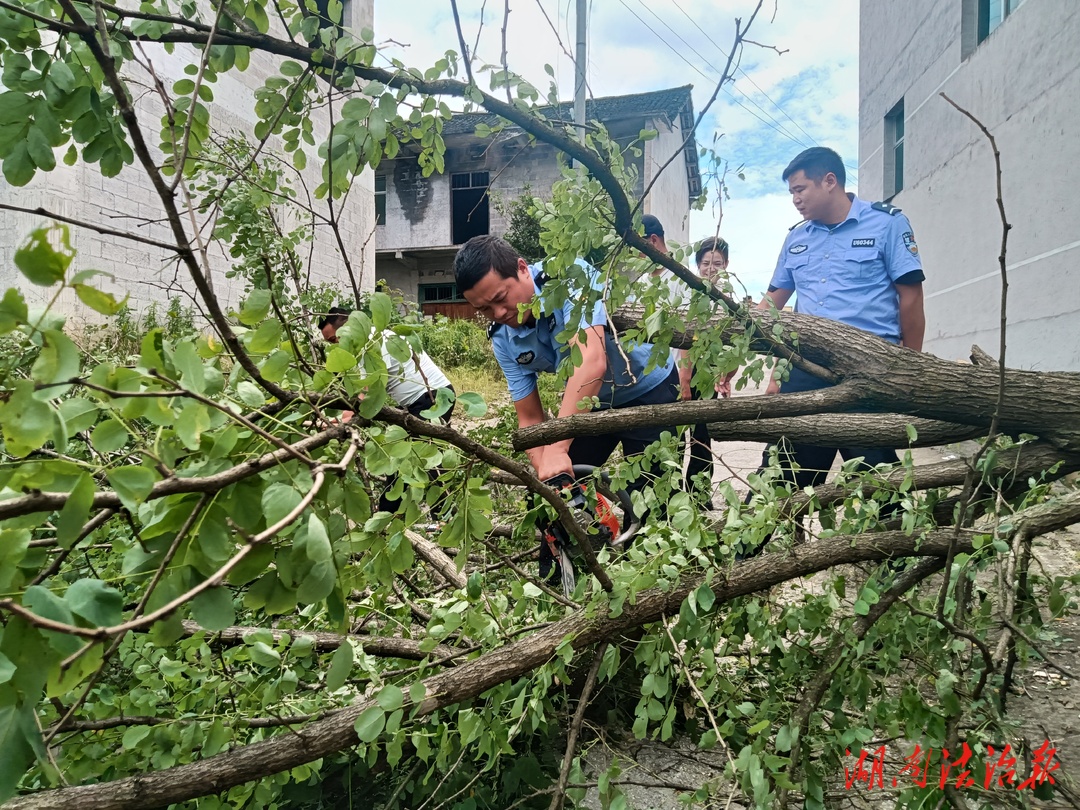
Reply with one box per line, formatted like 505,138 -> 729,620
684,387 -> 715,505
741,368 -> 898,557
378,386 -> 456,515
567,366 -> 682,501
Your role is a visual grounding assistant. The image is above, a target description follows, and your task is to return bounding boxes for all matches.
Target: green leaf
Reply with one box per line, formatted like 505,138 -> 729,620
247,319 -> 282,353
357,382 -> 387,419
262,483 -> 302,531
47,61 -> 76,93
0,288 -> 27,334
354,705 -> 385,743
14,225 -> 72,286
26,126 -> 55,171
175,400 -> 211,451
74,282 -> 125,315
694,583 -> 716,613
121,724 -> 153,750
456,392 -> 487,418
107,465 -> 157,511
191,587 -> 235,631
466,571 -> 482,600
65,579 -> 123,627
235,380 -> 265,407
325,347 -> 357,373
173,341 -> 206,394
376,684 -> 403,712
369,292 -> 392,331
3,141 -> 35,187
409,681 -> 427,704
249,641 -> 281,668
90,418 -> 129,453
0,380 -> 55,457
238,289 -> 272,326
31,329 -> 80,394
0,701 -> 36,803
326,641 -> 353,691
302,515 -> 333,563
55,474 -> 95,548
0,653 -> 14,685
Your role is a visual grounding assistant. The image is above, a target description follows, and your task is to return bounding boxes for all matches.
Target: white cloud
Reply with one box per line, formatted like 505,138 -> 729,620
374,0 -> 860,282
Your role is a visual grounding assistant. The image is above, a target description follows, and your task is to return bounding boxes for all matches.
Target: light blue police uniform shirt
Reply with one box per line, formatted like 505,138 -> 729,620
491,260 -> 675,405
769,195 -> 924,342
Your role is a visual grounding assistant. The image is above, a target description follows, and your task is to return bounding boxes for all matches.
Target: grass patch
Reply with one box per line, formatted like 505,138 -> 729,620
446,366 -> 509,410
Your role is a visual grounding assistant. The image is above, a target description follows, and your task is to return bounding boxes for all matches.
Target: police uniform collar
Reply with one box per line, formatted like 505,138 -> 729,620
806,193 -> 867,232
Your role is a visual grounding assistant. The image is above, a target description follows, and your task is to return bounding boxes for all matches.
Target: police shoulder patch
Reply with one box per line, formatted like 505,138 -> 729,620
871,201 -> 902,215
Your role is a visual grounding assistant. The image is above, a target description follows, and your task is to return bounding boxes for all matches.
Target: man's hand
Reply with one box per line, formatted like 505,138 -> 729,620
716,370 -> 735,398
765,371 -> 781,396
536,447 -> 574,483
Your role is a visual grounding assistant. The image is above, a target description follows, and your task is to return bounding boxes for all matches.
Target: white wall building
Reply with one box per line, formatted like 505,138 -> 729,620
0,1 -> 376,315
859,0 -> 1079,371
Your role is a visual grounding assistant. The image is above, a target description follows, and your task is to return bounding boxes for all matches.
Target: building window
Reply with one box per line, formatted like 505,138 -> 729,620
979,0 -> 1025,43
419,283 -> 465,303
451,171 -> 490,244
884,98 -> 905,198
374,174 -> 386,226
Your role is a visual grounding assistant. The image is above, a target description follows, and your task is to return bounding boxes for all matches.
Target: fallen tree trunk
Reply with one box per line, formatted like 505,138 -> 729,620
706,413 -> 985,447
11,488 -> 1080,810
178,621 -> 455,660
514,306 -> 1080,451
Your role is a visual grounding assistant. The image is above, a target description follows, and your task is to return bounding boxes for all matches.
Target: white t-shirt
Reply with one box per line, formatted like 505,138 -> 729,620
376,330 -> 452,407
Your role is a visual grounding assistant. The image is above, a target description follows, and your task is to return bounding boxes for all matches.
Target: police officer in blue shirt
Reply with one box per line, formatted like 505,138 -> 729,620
741,147 -> 926,541
453,235 -> 679,488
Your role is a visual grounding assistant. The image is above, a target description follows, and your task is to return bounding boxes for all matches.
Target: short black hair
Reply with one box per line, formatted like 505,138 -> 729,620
782,146 -> 846,188
453,235 -> 521,293
641,214 -> 664,239
317,306 -> 351,331
695,236 -> 728,266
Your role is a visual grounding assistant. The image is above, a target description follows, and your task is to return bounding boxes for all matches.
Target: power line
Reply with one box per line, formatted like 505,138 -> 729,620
666,0 -> 859,184
615,0 -> 813,149
631,0 -> 810,148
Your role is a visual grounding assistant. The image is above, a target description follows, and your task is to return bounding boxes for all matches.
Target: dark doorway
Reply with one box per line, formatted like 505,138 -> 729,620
451,171 -> 489,244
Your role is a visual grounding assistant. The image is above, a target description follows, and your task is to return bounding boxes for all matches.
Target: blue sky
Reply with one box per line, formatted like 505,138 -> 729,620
374,0 -> 860,297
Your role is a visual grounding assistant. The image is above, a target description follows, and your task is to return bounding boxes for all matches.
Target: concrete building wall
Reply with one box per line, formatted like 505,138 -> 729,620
859,0 -> 1080,370
0,1 -> 375,316
644,115 -> 691,249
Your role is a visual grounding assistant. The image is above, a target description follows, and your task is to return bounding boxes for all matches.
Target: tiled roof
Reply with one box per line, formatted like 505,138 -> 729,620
441,85 -> 701,201
442,85 -> 695,135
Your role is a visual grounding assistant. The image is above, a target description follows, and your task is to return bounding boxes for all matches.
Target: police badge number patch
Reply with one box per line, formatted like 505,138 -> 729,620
788,244 -> 808,254
516,351 -> 535,365
903,231 -> 919,256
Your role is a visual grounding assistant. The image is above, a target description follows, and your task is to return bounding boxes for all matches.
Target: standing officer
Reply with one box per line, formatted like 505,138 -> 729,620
742,146 -> 925,530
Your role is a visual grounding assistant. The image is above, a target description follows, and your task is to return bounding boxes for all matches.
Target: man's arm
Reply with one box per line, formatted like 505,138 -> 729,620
511,390 -> 549,473
535,324 -> 607,481
897,282 -> 925,352
761,287 -> 794,311
677,350 -> 693,400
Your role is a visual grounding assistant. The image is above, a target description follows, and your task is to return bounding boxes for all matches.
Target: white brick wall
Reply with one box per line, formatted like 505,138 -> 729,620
0,0 -> 375,318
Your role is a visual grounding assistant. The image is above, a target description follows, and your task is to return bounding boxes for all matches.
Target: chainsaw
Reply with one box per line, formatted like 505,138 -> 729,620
539,464 -> 640,597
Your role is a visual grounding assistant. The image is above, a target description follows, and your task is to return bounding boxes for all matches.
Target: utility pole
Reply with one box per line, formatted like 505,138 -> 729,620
574,0 -> 586,142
